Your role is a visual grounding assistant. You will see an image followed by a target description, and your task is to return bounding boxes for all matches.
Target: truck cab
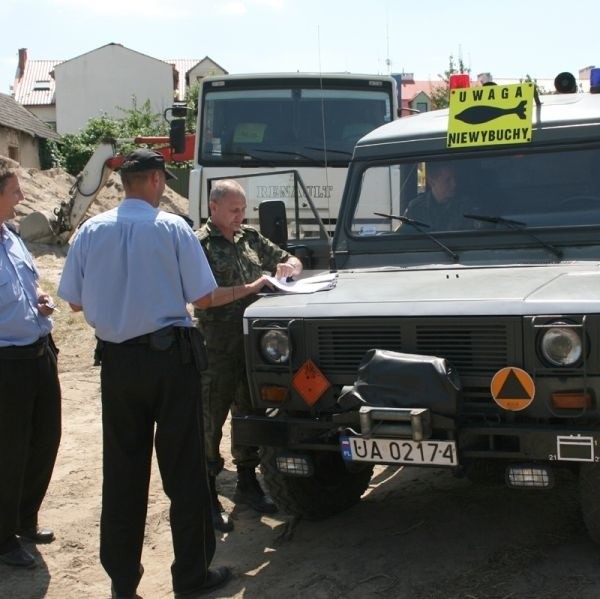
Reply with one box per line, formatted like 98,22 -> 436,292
233,70 -> 600,539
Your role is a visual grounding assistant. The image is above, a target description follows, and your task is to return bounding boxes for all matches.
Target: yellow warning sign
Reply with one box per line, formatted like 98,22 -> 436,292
490,367 -> 535,411
447,83 -> 534,149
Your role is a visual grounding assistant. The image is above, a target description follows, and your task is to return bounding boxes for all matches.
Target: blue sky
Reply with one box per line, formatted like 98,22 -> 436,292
1,0 -> 599,95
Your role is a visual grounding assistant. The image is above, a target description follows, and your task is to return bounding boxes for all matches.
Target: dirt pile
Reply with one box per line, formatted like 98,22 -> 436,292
12,165 -> 189,225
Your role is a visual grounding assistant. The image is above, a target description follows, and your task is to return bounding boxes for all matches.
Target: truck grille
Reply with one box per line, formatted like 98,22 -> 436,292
312,317 -> 522,416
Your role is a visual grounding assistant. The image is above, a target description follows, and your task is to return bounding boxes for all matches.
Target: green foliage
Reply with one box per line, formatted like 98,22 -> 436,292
38,138 -> 65,170
430,55 -> 471,110
520,74 -> 548,96
54,97 -> 169,176
185,81 -> 200,132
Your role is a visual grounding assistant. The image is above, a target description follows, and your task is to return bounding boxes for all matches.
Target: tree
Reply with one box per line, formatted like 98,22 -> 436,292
185,81 -> 200,132
430,55 -> 471,110
520,74 -> 548,96
44,97 -> 169,175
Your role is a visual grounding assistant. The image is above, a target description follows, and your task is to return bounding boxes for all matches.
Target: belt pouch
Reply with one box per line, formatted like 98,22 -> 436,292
149,327 -> 175,351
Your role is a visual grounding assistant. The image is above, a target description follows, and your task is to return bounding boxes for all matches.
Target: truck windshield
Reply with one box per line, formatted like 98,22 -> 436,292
350,146 -> 600,236
200,85 -> 393,166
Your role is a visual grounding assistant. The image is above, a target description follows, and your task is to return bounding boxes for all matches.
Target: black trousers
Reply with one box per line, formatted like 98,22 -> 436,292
99,334 -> 215,596
0,340 -> 61,552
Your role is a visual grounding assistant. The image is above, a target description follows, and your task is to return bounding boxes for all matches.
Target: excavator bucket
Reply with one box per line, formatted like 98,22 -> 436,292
20,139 -> 118,244
19,210 -> 59,244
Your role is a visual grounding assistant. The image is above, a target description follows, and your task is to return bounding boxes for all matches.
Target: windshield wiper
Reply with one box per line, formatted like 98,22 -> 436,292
374,212 -> 459,261
463,214 -> 563,259
304,146 -> 353,157
217,150 -> 275,166
249,148 -> 319,163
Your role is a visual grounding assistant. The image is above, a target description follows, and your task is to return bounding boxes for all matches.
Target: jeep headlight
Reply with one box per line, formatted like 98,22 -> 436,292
540,323 -> 582,367
260,329 -> 290,364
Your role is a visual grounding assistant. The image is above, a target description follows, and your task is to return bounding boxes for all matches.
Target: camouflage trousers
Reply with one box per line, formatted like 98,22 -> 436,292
197,320 -> 259,476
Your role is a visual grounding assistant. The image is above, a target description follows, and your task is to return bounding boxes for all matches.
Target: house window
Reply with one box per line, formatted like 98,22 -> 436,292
416,101 -> 428,113
8,146 -> 19,162
33,80 -> 51,91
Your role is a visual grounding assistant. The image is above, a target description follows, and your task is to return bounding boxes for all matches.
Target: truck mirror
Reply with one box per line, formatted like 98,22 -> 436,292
259,200 -> 288,248
169,119 -> 186,154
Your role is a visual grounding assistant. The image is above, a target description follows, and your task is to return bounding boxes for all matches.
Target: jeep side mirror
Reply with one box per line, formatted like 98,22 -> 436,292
259,200 -> 288,249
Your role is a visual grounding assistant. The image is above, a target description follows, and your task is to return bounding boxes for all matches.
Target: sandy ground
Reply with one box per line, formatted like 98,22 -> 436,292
2,166 -> 600,598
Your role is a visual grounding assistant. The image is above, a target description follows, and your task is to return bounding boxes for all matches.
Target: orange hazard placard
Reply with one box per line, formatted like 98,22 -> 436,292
490,367 -> 535,411
292,359 -> 331,407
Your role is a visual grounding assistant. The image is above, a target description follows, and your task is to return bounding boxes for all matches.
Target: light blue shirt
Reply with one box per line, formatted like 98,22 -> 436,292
0,224 -> 52,346
58,199 -> 217,343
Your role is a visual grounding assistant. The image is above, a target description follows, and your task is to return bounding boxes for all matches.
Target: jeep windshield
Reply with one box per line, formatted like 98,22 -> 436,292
347,146 -> 600,248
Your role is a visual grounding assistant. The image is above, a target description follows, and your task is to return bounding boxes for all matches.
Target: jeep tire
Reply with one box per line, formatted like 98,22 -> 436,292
261,447 -> 374,520
579,462 -> 600,543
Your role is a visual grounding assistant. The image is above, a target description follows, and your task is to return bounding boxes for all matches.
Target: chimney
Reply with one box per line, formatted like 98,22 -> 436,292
17,48 -> 27,78
11,48 -> 27,95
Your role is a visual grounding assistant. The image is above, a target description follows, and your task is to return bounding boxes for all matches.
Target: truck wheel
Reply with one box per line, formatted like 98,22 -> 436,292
260,447 -> 374,520
580,463 -> 600,543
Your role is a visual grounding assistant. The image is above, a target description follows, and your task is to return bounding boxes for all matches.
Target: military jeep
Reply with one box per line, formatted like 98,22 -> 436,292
232,72 -> 600,541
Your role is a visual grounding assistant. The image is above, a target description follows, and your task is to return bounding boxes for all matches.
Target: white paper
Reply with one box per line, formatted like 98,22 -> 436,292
265,272 -> 337,294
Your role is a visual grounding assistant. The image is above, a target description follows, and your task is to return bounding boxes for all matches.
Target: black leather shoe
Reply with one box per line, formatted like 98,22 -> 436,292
212,502 -> 234,533
234,468 -> 278,514
175,566 -> 231,598
0,547 -> 36,568
110,564 -> 144,598
111,587 -> 141,599
18,527 -> 55,544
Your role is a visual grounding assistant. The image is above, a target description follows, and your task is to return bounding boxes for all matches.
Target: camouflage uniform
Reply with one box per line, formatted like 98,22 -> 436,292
196,219 -> 290,476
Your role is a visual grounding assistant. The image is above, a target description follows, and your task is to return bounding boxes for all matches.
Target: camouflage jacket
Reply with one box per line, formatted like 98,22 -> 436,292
195,219 -> 290,323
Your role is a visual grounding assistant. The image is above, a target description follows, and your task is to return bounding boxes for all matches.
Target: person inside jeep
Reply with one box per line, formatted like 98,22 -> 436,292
404,161 -> 472,231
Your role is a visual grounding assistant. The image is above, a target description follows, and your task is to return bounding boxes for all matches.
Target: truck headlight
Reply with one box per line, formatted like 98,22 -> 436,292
540,323 -> 582,367
260,329 -> 290,364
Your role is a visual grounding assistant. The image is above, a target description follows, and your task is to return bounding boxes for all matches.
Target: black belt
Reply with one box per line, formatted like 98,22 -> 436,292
102,326 -> 179,350
0,335 -> 48,359
97,326 -> 207,371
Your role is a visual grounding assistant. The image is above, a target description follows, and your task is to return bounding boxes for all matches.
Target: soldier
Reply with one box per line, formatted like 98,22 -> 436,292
196,179 -> 303,532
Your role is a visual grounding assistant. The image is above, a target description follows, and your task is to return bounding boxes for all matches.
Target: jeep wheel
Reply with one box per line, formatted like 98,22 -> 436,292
580,463 -> 600,543
260,447 -> 374,520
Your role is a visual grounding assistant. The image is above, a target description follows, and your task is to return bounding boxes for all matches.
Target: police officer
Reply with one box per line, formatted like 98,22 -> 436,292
0,158 -> 61,569
58,150 -> 264,598
196,179 -> 303,532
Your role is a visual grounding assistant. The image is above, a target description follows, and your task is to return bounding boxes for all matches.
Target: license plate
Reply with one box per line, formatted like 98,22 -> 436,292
340,436 -> 457,466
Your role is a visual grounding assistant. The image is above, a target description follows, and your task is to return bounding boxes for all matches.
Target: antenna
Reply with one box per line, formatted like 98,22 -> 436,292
385,22 -> 391,74
317,25 -> 331,227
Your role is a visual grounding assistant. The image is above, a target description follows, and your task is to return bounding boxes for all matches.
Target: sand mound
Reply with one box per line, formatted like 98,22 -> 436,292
12,165 -> 189,225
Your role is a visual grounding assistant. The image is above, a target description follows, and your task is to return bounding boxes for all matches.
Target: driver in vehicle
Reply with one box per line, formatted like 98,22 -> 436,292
404,162 -> 472,231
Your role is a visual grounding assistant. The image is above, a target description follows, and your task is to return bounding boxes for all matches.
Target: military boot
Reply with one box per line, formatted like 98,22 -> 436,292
209,475 -> 234,532
234,466 -> 278,514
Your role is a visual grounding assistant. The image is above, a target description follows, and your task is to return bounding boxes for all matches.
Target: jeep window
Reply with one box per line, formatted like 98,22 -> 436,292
350,146 -> 600,237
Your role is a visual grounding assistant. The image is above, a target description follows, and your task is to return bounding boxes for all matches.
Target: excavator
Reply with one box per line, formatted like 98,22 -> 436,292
20,110 -> 194,244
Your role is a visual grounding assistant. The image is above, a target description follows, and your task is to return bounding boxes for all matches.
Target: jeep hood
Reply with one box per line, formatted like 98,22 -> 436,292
245,263 -> 600,319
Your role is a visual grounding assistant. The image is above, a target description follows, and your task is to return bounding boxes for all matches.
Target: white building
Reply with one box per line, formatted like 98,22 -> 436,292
12,45 -> 227,135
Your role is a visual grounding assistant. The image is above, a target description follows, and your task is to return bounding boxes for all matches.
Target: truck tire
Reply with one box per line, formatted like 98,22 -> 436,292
580,463 -> 600,543
260,447 -> 374,520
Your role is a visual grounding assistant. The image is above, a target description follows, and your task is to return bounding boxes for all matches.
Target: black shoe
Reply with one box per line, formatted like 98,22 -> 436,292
18,527 -> 55,544
175,566 -> 231,598
234,468 -> 278,514
110,564 -> 144,599
0,546 -> 36,568
212,502 -> 234,533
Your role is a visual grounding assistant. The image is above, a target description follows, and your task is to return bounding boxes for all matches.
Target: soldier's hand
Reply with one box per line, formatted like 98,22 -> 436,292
275,261 -> 295,281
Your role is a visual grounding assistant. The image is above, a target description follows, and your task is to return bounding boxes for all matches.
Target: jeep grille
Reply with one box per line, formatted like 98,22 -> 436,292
311,317 -> 522,415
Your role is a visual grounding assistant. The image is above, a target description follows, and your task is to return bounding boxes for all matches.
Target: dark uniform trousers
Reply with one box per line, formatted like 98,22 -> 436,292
199,320 -> 259,477
98,329 -> 215,596
0,336 -> 61,552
